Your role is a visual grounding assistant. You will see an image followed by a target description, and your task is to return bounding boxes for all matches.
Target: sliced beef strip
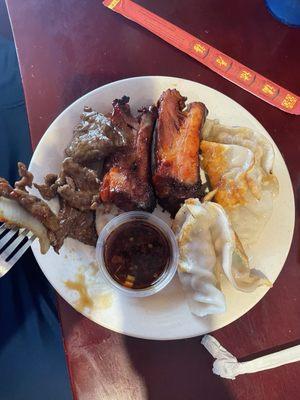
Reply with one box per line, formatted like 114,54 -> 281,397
57,158 -> 100,211
59,157 -> 99,192
57,184 -> 95,211
10,189 -> 60,232
1,164 -> 59,233
34,173 -> 58,200
68,211 -> 97,246
15,162 -> 33,192
65,104 -> 132,164
35,158 -> 100,211
0,178 -> 14,198
1,160 -> 99,251
0,176 -> 61,251
32,157 -> 99,246
57,201 -> 97,247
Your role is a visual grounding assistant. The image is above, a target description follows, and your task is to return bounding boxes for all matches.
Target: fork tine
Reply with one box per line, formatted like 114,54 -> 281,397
0,228 -> 18,250
6,235 -> 36,266
0,260 -> 11,278
0,229 -> 29,260
0,224 -> 6,235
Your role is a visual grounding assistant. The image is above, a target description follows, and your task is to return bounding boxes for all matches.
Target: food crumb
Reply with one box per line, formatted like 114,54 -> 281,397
89,261 -> 99,275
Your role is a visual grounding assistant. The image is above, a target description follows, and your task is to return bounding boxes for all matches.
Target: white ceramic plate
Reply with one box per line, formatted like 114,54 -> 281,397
29,76 -> 295,340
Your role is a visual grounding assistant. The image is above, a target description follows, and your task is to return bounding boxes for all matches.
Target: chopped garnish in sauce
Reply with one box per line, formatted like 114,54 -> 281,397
104,221 -> 171,289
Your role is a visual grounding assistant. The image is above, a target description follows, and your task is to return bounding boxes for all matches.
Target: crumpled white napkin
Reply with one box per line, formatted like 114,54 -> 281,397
201,335 -> 300,379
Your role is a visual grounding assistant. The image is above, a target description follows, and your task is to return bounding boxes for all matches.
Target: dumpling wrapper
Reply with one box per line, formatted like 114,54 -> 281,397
173,199 -> 271,317
201,120 -> 278,245
173,199 -> 228,317
0,197 -> 50,254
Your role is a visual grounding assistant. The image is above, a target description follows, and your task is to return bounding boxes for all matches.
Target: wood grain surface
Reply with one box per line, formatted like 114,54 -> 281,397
6,0 -> 300,399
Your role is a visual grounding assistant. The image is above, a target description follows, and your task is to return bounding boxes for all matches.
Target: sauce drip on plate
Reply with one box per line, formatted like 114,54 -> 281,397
104,221 -> 171,289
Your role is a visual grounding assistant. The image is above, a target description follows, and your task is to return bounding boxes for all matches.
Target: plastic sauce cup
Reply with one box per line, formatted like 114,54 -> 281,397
96,211 -> 179,297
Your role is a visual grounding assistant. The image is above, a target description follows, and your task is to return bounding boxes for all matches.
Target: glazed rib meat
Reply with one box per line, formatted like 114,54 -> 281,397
100,97 -> 157,212
152,89 -> 207,216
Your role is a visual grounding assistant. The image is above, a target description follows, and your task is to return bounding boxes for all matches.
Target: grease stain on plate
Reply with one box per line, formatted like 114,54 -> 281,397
94,292 -> 113,309
64,269 -> 113,313
77,262 -> 98,276
65,273 -> 93,312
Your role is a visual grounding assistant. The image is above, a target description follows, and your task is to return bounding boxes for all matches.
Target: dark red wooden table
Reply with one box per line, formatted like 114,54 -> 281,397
6,1 -> 300,399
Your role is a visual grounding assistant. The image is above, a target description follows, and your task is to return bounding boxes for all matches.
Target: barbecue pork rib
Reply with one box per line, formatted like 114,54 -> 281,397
152,89 -> 207,216
100,97 -> 157,212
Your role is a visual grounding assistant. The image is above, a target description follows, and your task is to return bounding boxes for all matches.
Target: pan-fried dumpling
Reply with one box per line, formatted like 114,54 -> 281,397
201,120 -> 278,245
173,199 -> 271,317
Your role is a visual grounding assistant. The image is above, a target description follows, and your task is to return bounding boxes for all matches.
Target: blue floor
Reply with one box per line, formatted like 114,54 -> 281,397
0,21 -> 72,400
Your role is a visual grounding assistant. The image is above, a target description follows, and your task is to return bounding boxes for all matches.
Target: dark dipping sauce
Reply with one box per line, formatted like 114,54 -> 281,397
104,221 -> 171,289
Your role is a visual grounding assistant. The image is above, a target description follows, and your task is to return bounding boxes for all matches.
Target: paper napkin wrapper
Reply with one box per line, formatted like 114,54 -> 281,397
103,0 -> 300,114
201,335 -> 300,379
